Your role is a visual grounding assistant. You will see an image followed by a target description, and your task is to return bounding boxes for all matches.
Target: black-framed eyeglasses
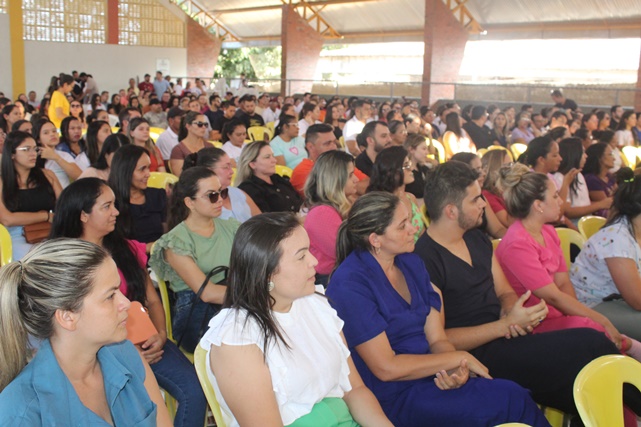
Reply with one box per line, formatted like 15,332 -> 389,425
194,188 -> 229,204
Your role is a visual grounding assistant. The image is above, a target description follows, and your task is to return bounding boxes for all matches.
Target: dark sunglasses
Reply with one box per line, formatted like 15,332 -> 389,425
196,188 -> 229,203
192,121 -> 208,128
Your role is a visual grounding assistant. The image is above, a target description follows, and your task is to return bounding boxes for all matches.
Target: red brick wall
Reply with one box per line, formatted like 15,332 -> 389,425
422,0 -> 468,105
187,18 -> 221,79
281,4 -> 324,96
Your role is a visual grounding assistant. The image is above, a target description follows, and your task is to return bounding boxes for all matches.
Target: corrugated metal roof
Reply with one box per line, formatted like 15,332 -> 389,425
200,0 -> 641,46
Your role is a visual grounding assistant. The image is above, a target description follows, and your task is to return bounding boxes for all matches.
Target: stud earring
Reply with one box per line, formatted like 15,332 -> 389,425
268,281 -> 275,292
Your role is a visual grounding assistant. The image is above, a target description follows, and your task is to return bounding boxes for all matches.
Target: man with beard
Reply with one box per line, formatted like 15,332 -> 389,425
354,121 -> 392,177
414,161 -> 641,417
234,93 -> 265,130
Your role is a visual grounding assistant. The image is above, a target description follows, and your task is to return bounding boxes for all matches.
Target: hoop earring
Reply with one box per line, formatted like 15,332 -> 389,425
268,281 -> 275,292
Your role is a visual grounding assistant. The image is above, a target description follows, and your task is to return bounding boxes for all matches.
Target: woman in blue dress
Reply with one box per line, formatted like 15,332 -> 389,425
327,192 -> 550,427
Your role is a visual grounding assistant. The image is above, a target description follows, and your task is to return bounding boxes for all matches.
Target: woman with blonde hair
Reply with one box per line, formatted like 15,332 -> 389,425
0,239 -> 171,426
236,141 -> 302,213
481,148 -> 514,228
303,150 -> 358,286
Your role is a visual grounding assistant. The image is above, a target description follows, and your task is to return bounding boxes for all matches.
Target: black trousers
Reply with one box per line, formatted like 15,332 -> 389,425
471,327 -> 641,415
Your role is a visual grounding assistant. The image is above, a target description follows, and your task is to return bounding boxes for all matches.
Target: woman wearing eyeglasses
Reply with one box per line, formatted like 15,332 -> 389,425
169,111 -> 214,177
149,167 -> 240,353
0,131 -> 62,261
367,146 -> 425,242
183,147 -> 261,223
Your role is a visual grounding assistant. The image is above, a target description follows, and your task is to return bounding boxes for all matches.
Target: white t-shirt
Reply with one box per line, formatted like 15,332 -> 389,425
571,218 -> 641,307
222,141 -> 244,163
262,108 -> 280,124
45,151 -> 76,188
342,116 -> 370,152
200,287 -> 352,427
552,172 -> 591,208
156,128 -> 180,161
297,119 -> 321,138
74,152 -> 90,171
616,130 -> 635,147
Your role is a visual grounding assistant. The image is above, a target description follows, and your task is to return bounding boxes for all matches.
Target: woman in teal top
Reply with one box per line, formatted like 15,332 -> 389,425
270,114 -> 308,169
150,167 -> 240,352
0,239 -> 171,426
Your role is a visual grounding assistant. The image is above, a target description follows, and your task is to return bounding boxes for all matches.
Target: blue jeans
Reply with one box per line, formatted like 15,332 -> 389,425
173,290 -> 219,353
151,340 -> 207,427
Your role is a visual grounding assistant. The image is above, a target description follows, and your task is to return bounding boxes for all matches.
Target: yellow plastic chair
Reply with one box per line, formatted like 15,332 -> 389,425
247,126 -> 270,142
577,216 -> 606,240
208,140 -> 223,149
574,354 -> 641,427
555,228 -> 585,267
265,121 -> 275,135
0,224 -> 13,266
491,238 -> 501,252
621,146 -> 639,169
338,136 -> 345,149
147,172 -> 179,190
275,165 -> 293,178
487,145 -> 513,161
477,148 -> 488,158
510,143 -> 528,161
420,204 -> 430,228
149,127 -> 165,143
194,346 -> 227,427
431,139 -> 446,163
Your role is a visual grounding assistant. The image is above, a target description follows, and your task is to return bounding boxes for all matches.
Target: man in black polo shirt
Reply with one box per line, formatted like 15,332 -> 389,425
414,161 -> 641,416
354,121 -> 392,176
462,105 -> 497,150
234,94 -> 265,130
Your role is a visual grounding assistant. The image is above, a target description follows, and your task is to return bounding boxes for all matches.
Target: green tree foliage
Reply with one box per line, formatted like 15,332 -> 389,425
214,47 -> 282,80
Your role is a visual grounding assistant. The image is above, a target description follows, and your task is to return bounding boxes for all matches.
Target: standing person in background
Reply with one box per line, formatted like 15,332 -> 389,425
550,89 -> 578,111
48,74 -> 74,129
153,71 -> 170,100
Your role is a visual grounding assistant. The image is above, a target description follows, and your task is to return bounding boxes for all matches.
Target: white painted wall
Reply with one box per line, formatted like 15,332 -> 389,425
23,42 -> 187,99
0,14 -> 14,98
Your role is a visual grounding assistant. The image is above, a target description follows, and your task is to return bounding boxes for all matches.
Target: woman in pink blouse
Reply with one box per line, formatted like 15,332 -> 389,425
303,150 -> 358,286
495,164 -> 641,364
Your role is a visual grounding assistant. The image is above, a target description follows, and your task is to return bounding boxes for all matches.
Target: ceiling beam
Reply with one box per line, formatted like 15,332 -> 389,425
210,0 -> 380,14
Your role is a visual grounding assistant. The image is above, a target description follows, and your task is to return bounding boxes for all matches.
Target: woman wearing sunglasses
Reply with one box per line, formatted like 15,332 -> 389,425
170,111 -> 214,177
0,131 -> 62,261
150,167 -> 240,353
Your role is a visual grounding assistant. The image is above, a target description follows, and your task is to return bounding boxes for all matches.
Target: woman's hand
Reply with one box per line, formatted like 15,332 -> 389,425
604,321 -> 623,350
462,353 -> 492,379
434,359 -> 469,390
39,146 -> 61,162
140,331 -> 167,365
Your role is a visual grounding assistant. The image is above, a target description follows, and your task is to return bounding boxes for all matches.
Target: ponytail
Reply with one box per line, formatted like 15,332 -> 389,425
0,263 -> 29,392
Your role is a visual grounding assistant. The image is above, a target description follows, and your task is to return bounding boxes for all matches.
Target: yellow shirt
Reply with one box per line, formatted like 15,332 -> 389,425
48,90 -> 69,129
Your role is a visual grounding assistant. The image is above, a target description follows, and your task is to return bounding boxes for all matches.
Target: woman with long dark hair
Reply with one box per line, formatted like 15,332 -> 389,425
170,111 -> 212,176
47,73 -> 74,129
79,133 -> 128,180
0,131 -> 61,260
149,167 -> 239,352
76,119 -> 112,171
583,142 -> 616,216
442,111 -> 474,159
33,118 -> 81,188
57,116 -> 86,160
50,179 -> 207,427
1,104 -> 23,134
270,114 -> 307,169
109,144 -> 167,251
615,111 -> 639,147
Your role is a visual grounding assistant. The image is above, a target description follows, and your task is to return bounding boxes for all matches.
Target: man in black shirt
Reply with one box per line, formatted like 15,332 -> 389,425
462,105 -> 497,150
211,101 -> 237,142
354,121 -> 392,176
414,161 -> 637,415
234,94 -> 265,130
550,89 -> 578,111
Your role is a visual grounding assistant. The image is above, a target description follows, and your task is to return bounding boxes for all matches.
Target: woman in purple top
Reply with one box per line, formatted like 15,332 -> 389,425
327,192 -> 549,427
583,142 -> 616,217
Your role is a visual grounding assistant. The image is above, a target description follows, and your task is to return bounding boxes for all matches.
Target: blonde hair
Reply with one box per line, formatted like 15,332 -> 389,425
304,150 -> 354,217
498,163 -> 549,219
0,239 -> 109,391
482,149 -> 511,195
234,141 -> 269,186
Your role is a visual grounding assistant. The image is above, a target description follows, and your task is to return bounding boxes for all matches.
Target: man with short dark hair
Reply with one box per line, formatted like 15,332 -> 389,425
138,74 -> 153,93
262,97 -> 280,124
153,71 -> 171,100
462,105 -> 496,149
355,121 -> 392,176
205,94 -> 222,126
156,107 -> 185,164
143,99 -> 167,129
343,99 -> 373,156
234,94 -> 265,130
211,101 -> 237,142
550,89 -> 578,111
118,107 -> 142,134
610,105 -> 624,130
414,161 -> 630,415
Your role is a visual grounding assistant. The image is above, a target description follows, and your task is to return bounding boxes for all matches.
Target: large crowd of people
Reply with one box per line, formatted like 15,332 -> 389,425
2,71 -> 641,426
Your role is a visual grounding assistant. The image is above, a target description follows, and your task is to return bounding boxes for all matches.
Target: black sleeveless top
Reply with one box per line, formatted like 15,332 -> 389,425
15,186 -> 56,212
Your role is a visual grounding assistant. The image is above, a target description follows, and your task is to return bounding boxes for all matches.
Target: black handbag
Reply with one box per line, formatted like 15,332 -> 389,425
175,265 -> 228,349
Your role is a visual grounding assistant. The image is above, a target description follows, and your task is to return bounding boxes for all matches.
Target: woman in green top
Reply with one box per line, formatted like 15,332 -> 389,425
149,167 -> 240,352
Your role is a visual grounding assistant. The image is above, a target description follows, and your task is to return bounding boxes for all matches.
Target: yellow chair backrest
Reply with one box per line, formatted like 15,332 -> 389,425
510,143 -> 527,161
338,136 -> 345,149
621,146 -> 639,168
574,355 -> 641,427
431,139 -> 445,163
577,216 -> 606,240
487,145 -> 513,161
265,121 -> 275,134
209,140 -> 223,149
275,165 -> 293,178
147,172 -> 179,190
149,127 -> 165,143
0,224 -> 13,266
420,204 -> 430,228
491,238 -> 501,252
247,126 -> 270,142
555,227 -> 585,267
111,126 -> 120,134
477,148 -> 488,158
194,346 -> 227,427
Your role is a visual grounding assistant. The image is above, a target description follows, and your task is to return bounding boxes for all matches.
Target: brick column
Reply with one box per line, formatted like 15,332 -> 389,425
421,0 -> 468,106
186,18 -> 222,79
106,0 -> 119,44
281,4 -> 324,97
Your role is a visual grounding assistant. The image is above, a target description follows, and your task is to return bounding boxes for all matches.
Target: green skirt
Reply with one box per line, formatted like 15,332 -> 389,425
286,397 -> 359,427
